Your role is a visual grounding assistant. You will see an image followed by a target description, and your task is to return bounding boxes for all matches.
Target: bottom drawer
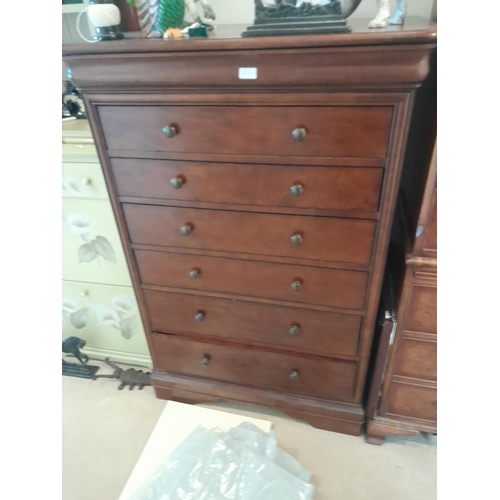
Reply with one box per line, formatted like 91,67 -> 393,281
152,333 -> 356,401
385,381 -> 437,422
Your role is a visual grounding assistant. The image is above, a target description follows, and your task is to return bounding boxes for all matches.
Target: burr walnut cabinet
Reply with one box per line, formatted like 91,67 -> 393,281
63,19 -> 437,436
365,141 -> 437,444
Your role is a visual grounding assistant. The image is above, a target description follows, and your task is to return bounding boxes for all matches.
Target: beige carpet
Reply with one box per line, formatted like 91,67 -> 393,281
62,360 -> 436,500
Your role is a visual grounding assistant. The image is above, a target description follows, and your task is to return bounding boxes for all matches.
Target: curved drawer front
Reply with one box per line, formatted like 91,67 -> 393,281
393,337 -> 437,381
124,204 -> 376,265
152,333 -> 357,401
144,290 -> 361,359
385,381 -> 437,422
99,105 -> 393,159
136,250 -> 368,310
111,158 -> 383,212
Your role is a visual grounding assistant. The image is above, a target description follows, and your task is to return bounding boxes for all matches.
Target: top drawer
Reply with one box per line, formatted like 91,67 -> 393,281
99,105 -> 393,159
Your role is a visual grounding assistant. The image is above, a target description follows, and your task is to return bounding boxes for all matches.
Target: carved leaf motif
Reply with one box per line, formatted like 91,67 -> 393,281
91,236 -> 116,264
70,308 -> 89,329
78,243 -> 98,263
119,317 -> 137,339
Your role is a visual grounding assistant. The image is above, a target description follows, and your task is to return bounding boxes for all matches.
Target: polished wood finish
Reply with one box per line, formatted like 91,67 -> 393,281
392,337 -> 437,380
135,249 -> 368,310
366,133 -> 437,443
63,21 -> 436,436
143,289 -> 362,359
151,333 -> 357,401
110,159 -> 384,213
100,105 -> 393,159
124,204 -> 377,265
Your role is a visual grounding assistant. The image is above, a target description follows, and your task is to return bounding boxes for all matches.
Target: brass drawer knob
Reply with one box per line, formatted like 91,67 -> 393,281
289,324 -> 300,336
188,269 -> 200,280
291,233 -> 303,246
201,355 -> 211,367
290,183 -> 303,196
291,280 -> 302,292
289,370 -> 299,381
180,224 -> 193,236
162,125 -> 177,138
292,127 -> 307,142
170,176 -> 184,189
194,311 -> 206,322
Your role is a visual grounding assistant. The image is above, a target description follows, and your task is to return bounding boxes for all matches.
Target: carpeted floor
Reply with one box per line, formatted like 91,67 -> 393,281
62,359 -> 437,500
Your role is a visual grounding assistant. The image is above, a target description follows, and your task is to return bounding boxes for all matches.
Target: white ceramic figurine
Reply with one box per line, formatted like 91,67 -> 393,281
368,0 -> 406,28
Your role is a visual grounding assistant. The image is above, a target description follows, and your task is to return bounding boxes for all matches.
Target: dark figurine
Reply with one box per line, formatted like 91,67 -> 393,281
62,336 -> 89,364
93,358 -> 151,390
62,336 -> 99,379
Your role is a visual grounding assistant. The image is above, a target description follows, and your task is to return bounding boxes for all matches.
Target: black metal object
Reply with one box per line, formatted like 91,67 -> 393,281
63,359 -> 100,379
242,0 -> 350,37
62,336 -> 100,379
93,358 -> 152,390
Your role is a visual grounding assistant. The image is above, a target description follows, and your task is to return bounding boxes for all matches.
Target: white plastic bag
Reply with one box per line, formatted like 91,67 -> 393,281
129,422 -> 314,500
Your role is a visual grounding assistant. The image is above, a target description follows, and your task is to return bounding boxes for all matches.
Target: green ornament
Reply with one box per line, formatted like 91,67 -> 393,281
156,0 -> 186,33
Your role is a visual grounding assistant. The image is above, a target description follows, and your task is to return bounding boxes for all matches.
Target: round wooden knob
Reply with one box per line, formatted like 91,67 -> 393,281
188,269 -> 200,280
289,324 -> 300,336
162,125 -> 177,138
170,176 -> 184,189
201,355 -> 211,366
291,233 -> 303,246
289,370 -> 299,381
292,128 -> 307,142
180,224 -> 193,236
290,183 -> 303,196
291,280 -> 302,292
194,311 -> 205,322
81,178 -> 91,186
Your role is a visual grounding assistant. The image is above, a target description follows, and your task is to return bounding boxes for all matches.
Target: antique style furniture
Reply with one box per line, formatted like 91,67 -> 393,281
62,119 -> 151,367
365,141 -> 436,444
63,19 -> 437,436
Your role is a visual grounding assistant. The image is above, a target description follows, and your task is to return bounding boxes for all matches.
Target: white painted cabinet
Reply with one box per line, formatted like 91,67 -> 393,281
62,120 -> 151,367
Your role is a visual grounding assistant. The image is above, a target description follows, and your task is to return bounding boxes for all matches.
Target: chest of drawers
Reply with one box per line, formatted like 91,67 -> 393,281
63,20 -> 436,436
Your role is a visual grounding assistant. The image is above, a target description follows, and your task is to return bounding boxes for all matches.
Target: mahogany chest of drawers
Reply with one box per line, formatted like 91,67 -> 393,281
63,20 -> 437,436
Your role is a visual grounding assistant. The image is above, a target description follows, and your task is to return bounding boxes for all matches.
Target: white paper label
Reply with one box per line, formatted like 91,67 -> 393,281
238,67 -> 258,80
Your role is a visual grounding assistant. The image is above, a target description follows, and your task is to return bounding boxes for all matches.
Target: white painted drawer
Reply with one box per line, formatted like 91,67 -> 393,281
62,280 -> 150,361
62,197 -> 132,286
63,162 -> 109,200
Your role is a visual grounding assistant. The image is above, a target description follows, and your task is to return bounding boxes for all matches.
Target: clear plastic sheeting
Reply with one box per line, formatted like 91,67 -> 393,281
129,422 -> 314,500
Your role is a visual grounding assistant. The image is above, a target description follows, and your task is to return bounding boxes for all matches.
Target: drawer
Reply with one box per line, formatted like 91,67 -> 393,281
403,284 -> 437,334
62,280 -> 149,357
63,162 -> 109,200
62,198 -> 132,286
124,205 -> 376,265
385,381 -> 437,422
144,289 -> 361,359
136,250 -> 368,310
99,105 -> 393,159
152,333 -> 357,401
393,337 -> 437,381
62,142 -> 98,157
111,159 -> 383,213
